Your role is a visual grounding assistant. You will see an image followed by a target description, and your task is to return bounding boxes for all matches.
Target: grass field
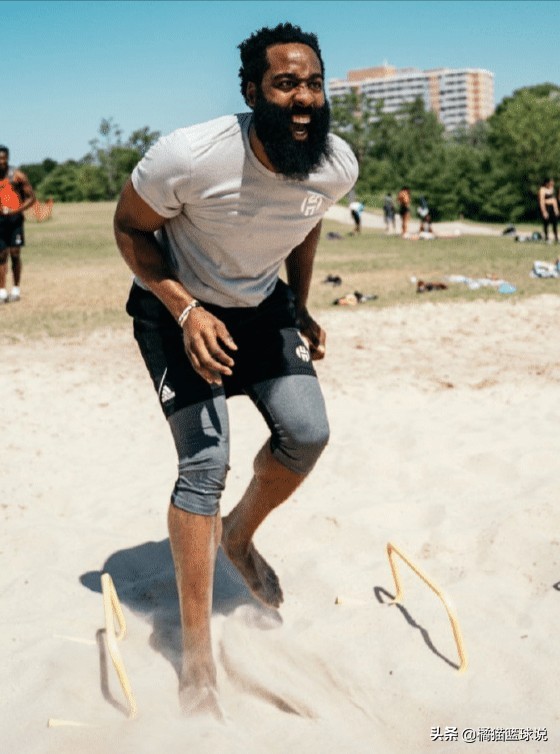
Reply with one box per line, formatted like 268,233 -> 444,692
1,201 -> 558,341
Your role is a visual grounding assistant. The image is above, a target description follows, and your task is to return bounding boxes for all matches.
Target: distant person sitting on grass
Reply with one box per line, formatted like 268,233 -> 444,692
538,177 -> 559,244
417,196 -> 432,234
0,146 -> 36,303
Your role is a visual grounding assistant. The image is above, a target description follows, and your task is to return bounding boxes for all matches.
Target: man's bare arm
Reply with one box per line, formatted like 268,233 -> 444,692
539,187 -> 549,218
285,220 -> 326,360
13,170 -> 35,214
114,179 -> 194,319
114,179 -> 237,384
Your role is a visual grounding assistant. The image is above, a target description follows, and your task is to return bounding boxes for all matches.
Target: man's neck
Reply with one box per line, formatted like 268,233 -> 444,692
248,123 -> 278,173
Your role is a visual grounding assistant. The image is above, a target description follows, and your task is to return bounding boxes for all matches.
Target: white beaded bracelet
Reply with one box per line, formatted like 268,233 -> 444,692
177,300 -> 201,328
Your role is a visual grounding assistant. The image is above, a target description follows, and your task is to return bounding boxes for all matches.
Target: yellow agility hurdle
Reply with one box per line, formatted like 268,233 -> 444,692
386,542 -> 468,673
48,573 -> 137,728
100,572 -> 138,718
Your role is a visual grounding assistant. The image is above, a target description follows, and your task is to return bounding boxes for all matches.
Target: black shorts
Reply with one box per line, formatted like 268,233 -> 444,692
126,279 -> 318,417
0,215 -> 24,251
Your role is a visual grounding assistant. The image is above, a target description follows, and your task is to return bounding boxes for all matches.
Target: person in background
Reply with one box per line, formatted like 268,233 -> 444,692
383,192 -> 396,233
349,198 -> 364,233
397,185 -> 411,237
0,146 -> 36,303
538,177 -> 559,243
417,195 -> 432,233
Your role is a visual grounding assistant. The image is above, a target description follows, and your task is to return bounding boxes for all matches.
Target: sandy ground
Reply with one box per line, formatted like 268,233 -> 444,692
2,289 -> 560,753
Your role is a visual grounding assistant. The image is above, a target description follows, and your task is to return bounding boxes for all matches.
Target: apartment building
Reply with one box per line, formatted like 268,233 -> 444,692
329,64 -> 495,131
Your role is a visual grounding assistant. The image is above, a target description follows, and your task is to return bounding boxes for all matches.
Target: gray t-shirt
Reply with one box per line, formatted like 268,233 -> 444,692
132,113 -> 358,307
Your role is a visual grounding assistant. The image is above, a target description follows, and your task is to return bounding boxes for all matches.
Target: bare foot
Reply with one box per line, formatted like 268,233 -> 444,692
221,520 -> 283,608
179,682 -> 224,720
179,658 -> 224,720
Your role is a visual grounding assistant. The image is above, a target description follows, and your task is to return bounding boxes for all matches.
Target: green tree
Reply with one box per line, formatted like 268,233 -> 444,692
332,94 -> 448,212
19,158 -> 58,190
87,119 -> 161,199
36,161 -> 109,201
76,163 -> 110,201
88,117 -> 123,198
485,84 -> 560,220
390,98 -> 445,180
331,84 -> 560,221
127,126 -> 161,157
330,90 -> 372,165
36,162 -> 84,201
30,120 -> 162,201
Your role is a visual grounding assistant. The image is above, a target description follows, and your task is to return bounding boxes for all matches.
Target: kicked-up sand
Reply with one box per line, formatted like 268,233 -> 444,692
1,293 -> 559,753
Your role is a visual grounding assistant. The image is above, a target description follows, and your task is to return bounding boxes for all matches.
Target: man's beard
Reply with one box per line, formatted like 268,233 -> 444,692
252,90 -> 331,180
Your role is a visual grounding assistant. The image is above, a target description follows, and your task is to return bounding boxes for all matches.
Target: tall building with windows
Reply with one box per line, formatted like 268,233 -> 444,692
329,64 -> 495,131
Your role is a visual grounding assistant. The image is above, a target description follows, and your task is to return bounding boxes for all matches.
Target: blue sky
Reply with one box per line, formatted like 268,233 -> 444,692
5,0 -> 560,165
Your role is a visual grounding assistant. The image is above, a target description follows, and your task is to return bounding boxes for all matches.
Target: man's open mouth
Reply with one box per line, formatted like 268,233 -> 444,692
291,114 -> 311,138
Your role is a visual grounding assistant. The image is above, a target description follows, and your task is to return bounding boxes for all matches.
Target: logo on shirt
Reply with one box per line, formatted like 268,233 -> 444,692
300,192 -> 324,217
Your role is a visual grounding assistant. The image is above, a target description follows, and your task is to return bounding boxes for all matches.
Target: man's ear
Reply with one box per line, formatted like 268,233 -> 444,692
246,82 -> 256,108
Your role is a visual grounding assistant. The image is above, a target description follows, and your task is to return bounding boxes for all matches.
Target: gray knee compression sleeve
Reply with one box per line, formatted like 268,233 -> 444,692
167,399 -> 230,516
247,374 -> 330,475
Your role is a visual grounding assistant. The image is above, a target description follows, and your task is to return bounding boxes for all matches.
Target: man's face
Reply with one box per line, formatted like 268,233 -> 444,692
0,151 -> 8,177
250,43 -> 331,179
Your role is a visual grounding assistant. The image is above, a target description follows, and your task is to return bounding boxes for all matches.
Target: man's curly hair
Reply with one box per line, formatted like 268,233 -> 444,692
238,22 -> 325,104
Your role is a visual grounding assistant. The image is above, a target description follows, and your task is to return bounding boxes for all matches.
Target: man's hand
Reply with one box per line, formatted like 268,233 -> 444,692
297,306 -> 326,361
182,308 -> 238,384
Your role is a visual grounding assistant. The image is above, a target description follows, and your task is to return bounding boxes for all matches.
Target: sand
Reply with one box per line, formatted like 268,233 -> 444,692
2,292 -> 559,753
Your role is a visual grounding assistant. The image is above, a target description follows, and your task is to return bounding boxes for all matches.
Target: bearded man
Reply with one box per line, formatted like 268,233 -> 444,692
114,22 -> 358,718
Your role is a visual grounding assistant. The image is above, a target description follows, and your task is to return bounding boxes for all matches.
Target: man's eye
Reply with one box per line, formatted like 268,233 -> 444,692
278,81 -> 295,90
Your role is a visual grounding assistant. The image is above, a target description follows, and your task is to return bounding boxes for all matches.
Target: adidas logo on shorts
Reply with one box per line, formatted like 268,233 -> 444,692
160,383 -> 176,404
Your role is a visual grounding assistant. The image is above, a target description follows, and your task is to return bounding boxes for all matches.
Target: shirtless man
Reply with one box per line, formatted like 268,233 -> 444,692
0,146 -> 36,302
113,22 -> 358,717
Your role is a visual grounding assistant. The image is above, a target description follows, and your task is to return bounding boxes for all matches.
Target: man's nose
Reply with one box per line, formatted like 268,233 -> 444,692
292,83 -> 315,106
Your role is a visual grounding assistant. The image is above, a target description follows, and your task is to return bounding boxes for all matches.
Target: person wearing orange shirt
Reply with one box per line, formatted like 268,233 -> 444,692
0,146 -> 36,302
